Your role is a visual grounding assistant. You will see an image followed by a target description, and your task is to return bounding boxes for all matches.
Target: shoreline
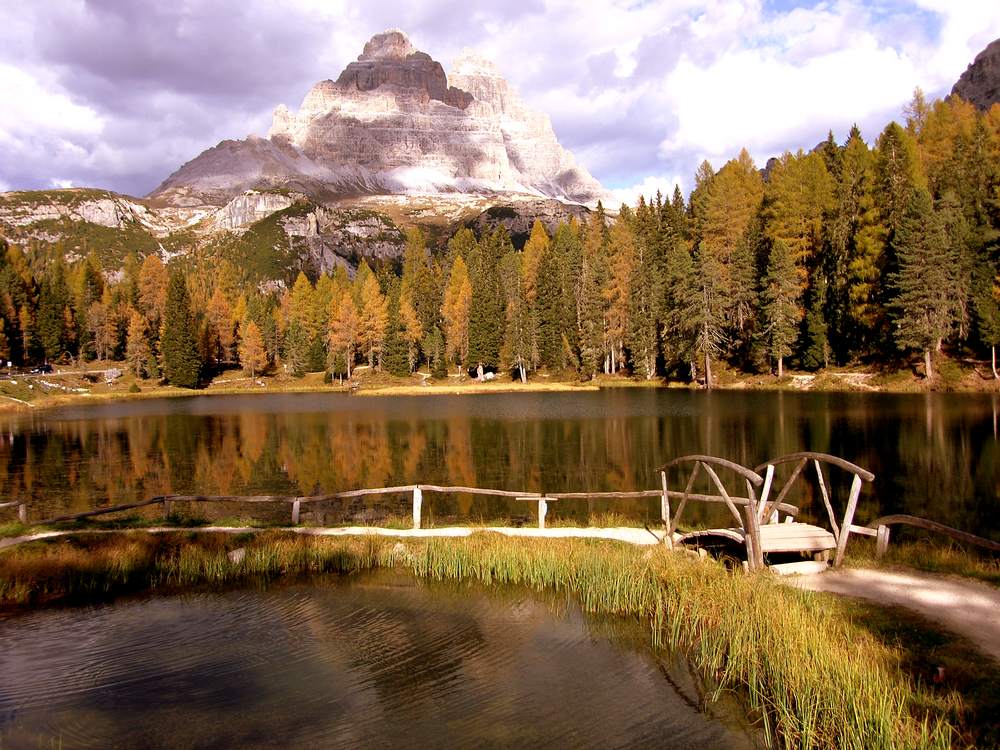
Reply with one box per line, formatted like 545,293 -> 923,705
1,365 -> 998,414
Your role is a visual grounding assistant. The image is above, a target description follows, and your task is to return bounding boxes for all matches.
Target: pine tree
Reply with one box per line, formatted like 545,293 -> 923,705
891,188 -> 960,379
500,251 -> 531,382
161,271 -> 201,388
382,278 -> 410,377
238,319 -> 267,379
604,213 -> 635,374
971,262 -> 1000,378
37,263 -> 70,362
761,239 -> 800,377
467,228 -> 508,368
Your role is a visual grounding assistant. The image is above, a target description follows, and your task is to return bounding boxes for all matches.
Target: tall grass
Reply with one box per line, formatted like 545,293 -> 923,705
0,531 -> 960,749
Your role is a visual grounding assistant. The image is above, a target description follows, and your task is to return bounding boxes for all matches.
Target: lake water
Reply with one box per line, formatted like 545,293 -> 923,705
2,389 -> 998,538
0,572 -> 753,749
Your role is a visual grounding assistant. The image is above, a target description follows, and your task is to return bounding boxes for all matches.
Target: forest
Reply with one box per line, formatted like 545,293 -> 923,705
0,91 -> 999,388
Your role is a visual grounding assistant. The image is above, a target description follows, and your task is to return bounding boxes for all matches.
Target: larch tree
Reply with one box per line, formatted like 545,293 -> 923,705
357,272 -> 388,370
238,319 -> 267,380
125,309 -> 150,378
604,211 -> 635,374
327,294 -> 359,379
441,255 -> 472,374
137,254 -> 168,330
205,286 -> 234,366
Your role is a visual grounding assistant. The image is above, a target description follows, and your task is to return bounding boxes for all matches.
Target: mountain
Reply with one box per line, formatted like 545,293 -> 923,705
0,30 -> 601,281
951,37 -> 1000,110
151,29 -> 605,207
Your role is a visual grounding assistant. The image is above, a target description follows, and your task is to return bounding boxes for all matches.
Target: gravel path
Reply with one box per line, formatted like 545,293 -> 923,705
789,567 -> 1000,662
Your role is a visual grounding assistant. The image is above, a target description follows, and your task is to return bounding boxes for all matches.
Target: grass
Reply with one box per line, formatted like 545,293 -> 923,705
848,539 -> 1000,587
0,530 -> 970,748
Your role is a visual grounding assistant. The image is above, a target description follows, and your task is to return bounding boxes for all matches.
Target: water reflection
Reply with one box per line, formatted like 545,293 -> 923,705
0,572 -> 753,749
1,390 -> 997,538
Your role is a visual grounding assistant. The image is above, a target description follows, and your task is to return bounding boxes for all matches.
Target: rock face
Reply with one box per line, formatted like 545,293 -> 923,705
151,29 -> 605,207
952,37 -> 1000,110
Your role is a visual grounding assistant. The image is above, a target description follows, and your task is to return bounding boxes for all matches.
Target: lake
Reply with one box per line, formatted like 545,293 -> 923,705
0,571 -> 754,749
2,389 -> 998,538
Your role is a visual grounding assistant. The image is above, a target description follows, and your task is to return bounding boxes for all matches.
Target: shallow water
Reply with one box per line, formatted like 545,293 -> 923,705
2,389 -> 998,537
0,572 -> 753,749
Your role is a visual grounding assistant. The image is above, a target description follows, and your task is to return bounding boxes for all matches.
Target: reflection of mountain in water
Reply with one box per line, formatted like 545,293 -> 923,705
2,390 -> 999,538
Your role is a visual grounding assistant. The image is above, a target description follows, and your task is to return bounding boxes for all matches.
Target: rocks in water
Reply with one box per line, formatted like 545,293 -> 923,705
227,547 -> 246,565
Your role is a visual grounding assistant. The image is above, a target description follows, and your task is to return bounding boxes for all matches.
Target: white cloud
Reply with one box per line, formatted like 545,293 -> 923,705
50,178 -> 74,189
607,174 -> 686,210
0,64 -> 102,140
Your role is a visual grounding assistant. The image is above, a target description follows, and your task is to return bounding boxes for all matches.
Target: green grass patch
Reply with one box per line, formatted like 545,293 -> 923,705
0,531 -> 968,748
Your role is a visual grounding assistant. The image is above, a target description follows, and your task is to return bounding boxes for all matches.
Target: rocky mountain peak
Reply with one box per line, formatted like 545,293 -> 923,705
951,37 -> 1000,110
152,29 -> 606,207
359,29 -> 416,60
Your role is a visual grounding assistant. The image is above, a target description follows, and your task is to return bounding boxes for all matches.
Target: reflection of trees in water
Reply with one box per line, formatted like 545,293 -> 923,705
1,393 -> 998,537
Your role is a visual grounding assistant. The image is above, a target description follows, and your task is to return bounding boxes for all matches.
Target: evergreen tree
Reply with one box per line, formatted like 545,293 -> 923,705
161,271 -> 201,388
37,263 -> 71,362
761,239 -> 800,377
891,188 -> 960,379
500,251 -> 531,382
467,228 -> 508,368
971,261 -> 1000,378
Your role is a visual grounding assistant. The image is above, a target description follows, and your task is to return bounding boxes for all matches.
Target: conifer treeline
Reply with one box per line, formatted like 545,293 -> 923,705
0,93 -> 998,386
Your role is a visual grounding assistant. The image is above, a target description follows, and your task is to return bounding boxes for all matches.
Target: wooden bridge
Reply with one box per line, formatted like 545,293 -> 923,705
4,451 -> 997,573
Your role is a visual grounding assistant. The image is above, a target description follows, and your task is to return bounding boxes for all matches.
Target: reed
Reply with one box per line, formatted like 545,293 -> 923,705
0,531 -> 964,748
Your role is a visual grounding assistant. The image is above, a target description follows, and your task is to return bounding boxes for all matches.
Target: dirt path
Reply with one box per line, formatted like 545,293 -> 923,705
789,567 -> 1000,662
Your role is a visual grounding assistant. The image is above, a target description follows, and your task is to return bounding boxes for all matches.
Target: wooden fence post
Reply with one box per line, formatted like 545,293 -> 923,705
537,498 -> 547,529
291,499 -> 301,525
162,499 -> 172,520
412,486 -> 422,529
18,503 -> 26,524
875,524 -> 891,558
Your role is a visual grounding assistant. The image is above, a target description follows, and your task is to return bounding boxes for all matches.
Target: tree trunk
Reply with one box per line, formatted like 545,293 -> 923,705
924,349 -> 933,380
777,356 -> 783,378
704,350 -> 713,390
992,346 -> 997,380
519,363 -> 526,384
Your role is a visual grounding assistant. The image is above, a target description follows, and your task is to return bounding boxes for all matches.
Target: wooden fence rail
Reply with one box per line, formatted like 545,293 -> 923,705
867,514 -> 1000,556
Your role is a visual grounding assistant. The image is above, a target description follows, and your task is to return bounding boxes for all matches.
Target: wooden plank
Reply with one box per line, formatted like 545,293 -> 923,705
769,560 -> 830,576
756,464 -> 775,523
700,462 -> 744,528
412,486 -> 423,530
849,524 -> 877,537
814,459 -> 840,540
669,461 -> 702,535
41,497 -> 166,524
876,524 -> 891,557
418,485 -> 540,498
833,474 -> 863,567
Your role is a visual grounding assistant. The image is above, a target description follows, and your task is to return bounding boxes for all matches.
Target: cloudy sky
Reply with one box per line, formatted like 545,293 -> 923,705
1,0 -> 998,204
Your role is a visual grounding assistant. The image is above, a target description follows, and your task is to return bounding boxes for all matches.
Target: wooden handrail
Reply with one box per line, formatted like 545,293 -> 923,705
868,515 -> 1000,553
658,455 -> 765,486
754,452 -> 875,482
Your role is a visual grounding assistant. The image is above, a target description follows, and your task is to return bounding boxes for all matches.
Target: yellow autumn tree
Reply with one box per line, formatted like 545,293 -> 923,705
356,274 -> 388,369
328,294 -> 359,378
238,319 -> 267,379
441,255 -> 472,374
